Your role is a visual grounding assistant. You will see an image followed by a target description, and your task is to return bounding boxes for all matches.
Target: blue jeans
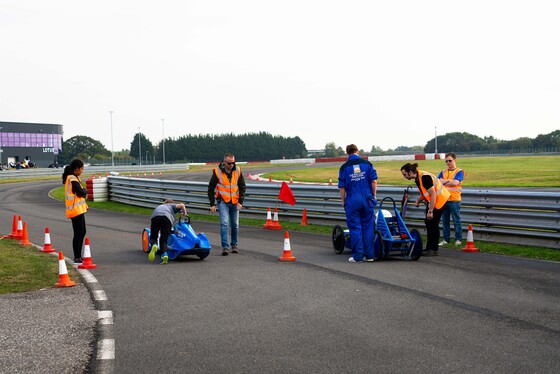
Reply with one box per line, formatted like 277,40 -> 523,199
442,201 -> 462,242
218,200 -> 239,249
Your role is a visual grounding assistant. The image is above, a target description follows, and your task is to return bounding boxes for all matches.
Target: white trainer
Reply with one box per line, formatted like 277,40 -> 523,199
439,240 -> 449,246
455,240 -> 462,246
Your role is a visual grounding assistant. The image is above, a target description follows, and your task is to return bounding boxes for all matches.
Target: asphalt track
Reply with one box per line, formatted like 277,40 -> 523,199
1,179 -> 559,373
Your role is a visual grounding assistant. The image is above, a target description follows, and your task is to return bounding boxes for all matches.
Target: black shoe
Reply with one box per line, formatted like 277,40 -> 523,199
231,245 -> 239,254
73,258 -> 83,264
222,248 -> 229,256
424,250 -> 439,256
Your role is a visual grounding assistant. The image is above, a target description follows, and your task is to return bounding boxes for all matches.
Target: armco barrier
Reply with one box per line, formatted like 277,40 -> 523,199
107,176 -> 560,250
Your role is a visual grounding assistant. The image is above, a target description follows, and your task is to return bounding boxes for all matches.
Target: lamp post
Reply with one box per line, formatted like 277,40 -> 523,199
434,126 -> 438,155
161,118 -> 165,165
109,111 -> 114,166
146,151 -> 148,165
138,127 -> 142,166
0,126 -> 3,169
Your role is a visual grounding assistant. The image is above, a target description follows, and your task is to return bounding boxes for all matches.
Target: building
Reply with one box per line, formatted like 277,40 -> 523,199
0,121 -> 63,168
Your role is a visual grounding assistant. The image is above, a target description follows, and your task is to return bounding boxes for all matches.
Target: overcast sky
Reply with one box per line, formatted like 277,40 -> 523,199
1,1 -> 559,154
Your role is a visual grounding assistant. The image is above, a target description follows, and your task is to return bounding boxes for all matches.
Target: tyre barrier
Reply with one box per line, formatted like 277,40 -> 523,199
86,177 -> 108,202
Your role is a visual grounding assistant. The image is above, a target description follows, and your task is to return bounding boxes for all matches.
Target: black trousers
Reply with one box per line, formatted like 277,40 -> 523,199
71,213 -> 87,259
150,216 -> 172,254
424,204 -> 445,251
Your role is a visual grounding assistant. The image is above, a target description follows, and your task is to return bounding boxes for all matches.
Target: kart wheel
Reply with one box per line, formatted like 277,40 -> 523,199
409,229 -> 423,261
373,229 -> 384,260
142,229 -> 150,253
332,225 -> 345,254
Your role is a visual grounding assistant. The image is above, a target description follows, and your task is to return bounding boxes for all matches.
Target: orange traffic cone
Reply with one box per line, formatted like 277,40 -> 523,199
301,208 -> 308,226
2,215 -> 17,238
19,222 -> 32,246
268,175 -> 272,182
270,208 -> 283,230
328,178 -> 333,186
55,251 -> 76,288
462,225 -> 479,252
79,237 -> 97,269
14,216 -> 23,240
289,177 -> 293,184
279,231 -> 296,262
41,227 -> 56,253
263,208 -> 274,229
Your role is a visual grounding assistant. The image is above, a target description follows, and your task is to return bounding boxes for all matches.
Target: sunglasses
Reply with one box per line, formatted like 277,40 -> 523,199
224,161 -> 235,165
445,159 -> 453,163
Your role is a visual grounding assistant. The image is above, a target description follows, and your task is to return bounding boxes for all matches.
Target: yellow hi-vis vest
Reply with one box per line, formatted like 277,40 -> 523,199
65,175 -> 88,218
214,167 -> 241,205
440,168 -> 464,202
418,170 -> 450,210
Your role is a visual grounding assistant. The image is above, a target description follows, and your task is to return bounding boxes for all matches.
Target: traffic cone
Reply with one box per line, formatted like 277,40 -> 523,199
271,208 -> 283,230
263,208 -> 274,229
14,216 -> 23,240
462,225 -> 479,253
279,231 -> 296,262
41,227 -> 56,253
268,175 -> 272,182
328,178 -> 333,186
55,251 -> 76,288
2,215 -> 17,238
79,238 -> 97,269
289,177 -> 293,184
19,222 -> 32,246
301,208 -> 308,226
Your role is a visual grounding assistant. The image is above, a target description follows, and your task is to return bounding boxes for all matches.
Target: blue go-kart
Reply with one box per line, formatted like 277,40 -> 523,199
332,193 -> 423,261
142,216 -> 212,260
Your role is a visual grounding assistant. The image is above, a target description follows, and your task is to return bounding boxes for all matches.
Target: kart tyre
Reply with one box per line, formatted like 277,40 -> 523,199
409,229 -> 423,261
332,225 -> 346,254
142,228 -> 150,253
373,229 -> 384,260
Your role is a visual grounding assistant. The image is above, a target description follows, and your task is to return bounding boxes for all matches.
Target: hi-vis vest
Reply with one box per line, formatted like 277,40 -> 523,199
418,170 -> 450,210
65,175 -> 88,218
441,168 -> 464,202
214,167 -> 241,204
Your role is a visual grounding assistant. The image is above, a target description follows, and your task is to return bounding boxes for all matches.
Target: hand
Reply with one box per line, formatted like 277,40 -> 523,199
236,203 -> 243,211
426,211 -> 433,219
372,198 -> 377,206
210,206 -> 217,213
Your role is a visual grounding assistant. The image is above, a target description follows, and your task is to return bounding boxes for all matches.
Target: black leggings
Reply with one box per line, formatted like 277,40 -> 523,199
150,216 -> 172,254
71,214 -> 87,259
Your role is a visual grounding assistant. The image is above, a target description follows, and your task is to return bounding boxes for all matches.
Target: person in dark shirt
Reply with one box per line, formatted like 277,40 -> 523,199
62,159 -> 89,263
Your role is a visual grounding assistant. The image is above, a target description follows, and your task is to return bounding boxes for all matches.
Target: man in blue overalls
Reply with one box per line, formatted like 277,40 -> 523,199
338,144 -> 378,262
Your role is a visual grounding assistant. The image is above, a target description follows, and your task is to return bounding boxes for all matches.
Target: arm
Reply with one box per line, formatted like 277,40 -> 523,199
339,187 -> 346,207
71,181 -> 88,198
237,172 -> 246,209
207,173 -> 218,212
175,203 -> 187,216
426,186 -> 437,219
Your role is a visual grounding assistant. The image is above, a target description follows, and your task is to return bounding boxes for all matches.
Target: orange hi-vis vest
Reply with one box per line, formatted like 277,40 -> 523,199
441,168 -> 464,202
418,170 -> 450,210
214,167 -> 241,204
65,175 -> 88,218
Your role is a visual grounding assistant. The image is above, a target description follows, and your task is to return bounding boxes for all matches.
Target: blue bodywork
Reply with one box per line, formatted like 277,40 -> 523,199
143,218 -> 211,260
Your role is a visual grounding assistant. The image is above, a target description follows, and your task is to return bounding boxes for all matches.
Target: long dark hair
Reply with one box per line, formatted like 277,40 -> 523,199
400,162 -> 419,173
62,159 -> 84,184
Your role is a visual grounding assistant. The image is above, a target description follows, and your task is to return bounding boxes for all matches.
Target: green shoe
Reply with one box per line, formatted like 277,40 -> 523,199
160,252 -> 169,265
148,244 -> 158,262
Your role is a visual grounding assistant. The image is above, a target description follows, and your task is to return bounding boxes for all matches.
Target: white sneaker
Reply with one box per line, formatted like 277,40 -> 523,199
438,240 -> 449,246
364,258 -> 374,262
455,240 -> 462,246
348,257 -> 362,263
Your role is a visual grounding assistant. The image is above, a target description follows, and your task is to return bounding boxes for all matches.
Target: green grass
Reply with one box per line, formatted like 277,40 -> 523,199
263,155 -> 560,187
0,239 -> 80,294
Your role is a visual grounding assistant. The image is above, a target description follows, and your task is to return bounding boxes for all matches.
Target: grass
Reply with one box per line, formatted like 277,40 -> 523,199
0,238 -> 80,294
2,155 -> 559,294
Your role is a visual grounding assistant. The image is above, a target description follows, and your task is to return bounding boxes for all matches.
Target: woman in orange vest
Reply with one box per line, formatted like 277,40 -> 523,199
401,162 -> 450,256
62,159 -> 89,264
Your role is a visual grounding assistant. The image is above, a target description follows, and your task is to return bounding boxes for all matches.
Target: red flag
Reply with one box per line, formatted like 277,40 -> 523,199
278,181 -> 296,206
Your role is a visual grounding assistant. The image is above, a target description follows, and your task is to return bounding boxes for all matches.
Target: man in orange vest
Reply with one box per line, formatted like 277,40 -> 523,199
401,162 -> 450,256
208,152 -> 247,256
438,152 -> 465,247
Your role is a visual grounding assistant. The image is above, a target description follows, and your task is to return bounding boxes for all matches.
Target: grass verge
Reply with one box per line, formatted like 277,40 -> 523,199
0,238 -> 80,295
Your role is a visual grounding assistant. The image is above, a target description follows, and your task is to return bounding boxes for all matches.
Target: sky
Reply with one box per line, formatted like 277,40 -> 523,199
1,1 -> 559,154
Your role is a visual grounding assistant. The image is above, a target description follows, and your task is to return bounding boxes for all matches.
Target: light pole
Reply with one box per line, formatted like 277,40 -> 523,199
0,126 -> 3,169
161,118 -> 166,165
434,126 -> 438,155
109,111 -> 114,166
146,151 -> 148,165
138,127 -> 142,166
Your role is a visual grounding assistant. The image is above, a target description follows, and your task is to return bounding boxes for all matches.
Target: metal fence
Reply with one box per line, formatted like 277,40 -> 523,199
107,176 -> 560,250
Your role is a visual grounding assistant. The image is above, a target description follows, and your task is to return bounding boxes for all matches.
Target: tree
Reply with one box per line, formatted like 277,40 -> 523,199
129,133 -> 154,160
61,136 -> 111,163
324,142 -> 338,157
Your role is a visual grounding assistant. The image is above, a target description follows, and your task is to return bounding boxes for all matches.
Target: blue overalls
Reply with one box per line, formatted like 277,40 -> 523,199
338,155 -> 378,261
